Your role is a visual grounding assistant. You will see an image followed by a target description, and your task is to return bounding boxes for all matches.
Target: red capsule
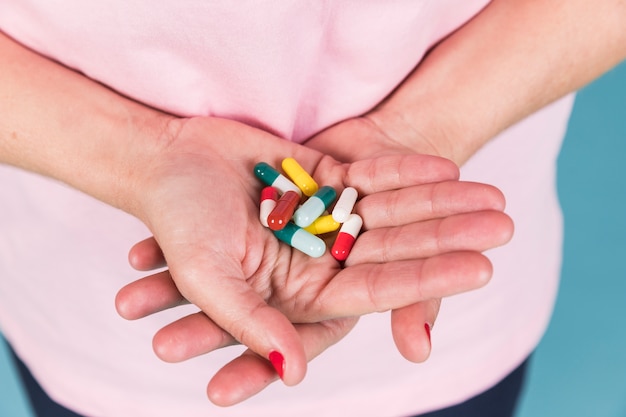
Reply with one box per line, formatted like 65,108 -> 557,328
331,214 -> 363,261
268,190 -> 300,231
331,233 -> 356,261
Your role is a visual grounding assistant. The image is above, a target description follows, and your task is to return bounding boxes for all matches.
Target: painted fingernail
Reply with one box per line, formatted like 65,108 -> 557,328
425,323 -> 432,345
269,351 -> 285,379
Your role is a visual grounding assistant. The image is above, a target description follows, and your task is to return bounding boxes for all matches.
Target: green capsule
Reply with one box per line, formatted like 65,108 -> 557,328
293,186 -> 337,227
254,162 -> 301,196
273,223 -> 326,258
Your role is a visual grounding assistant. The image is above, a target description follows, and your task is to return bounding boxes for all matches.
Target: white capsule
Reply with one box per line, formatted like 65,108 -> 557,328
332,187 -> 358,223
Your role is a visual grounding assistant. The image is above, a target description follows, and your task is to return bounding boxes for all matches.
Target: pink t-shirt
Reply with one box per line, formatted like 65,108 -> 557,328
0,1 -> 573,416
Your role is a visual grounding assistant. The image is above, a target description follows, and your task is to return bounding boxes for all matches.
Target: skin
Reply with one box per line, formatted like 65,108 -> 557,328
2,0 -> 625,408
0,28 -> 512,402
121,151 -> 512,404
121,0 -> 626,405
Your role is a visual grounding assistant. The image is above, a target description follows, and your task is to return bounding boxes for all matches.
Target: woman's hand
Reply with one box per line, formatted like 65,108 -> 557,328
305,115 -> 484,363
117,118 -> 512,404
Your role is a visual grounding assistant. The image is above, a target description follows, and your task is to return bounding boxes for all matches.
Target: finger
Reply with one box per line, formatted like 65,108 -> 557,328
240,251 -> 491,325
207,317 -> 358,406
391,299 -> 442,363
128,236 -> 166,271
341,154 -> 460,194
115,270 -> 188,320
306,154 -> 459,197
346,210 -> 514,265
310,251 -> 492,322
118,255 -> 309,382
152,312 -> 238,362
208,350 -> 276,407
171,256 -> 307,386
356,181 -> 506,229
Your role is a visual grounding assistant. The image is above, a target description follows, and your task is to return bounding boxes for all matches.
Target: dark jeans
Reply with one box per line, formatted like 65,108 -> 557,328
10,347 -> 84,417
10,344 -> 528,417
412,358 -> 529,417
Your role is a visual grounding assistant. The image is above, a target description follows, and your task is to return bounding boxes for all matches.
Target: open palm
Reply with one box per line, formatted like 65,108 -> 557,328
117,116 -> 512,404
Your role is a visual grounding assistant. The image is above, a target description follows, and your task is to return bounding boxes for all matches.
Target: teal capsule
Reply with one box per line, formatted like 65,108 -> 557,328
254,162 -> 302,196
273,222 -> 326,258
293,186 -> 337,228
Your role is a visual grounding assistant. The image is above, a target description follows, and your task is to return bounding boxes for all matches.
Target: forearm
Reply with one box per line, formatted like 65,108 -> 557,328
0,31 -> 173,215
368,0 -> 626,165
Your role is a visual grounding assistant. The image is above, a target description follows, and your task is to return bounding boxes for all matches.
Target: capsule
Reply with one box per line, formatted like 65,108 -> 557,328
254,162 -> 302,196
259,186 -> 279,227
304,214 -> 341,235
268,190 -> 300,231
293,186 -> 337,228
273,222 -> 326,258
281,157 -> 319,197
331,213 -> 363,261
332,187 -> 358,223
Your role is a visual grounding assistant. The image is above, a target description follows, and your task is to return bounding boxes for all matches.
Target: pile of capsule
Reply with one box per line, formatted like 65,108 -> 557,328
254,158 -> 362,261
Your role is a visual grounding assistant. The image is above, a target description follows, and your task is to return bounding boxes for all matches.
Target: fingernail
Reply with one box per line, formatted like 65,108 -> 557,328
269,351 -> 285,379
424,323 -> 432,345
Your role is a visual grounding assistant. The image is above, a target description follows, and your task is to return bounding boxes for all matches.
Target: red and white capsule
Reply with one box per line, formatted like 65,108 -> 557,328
331,187 -> 358,223
331,213 -> 363,261
259,186 -> 279,227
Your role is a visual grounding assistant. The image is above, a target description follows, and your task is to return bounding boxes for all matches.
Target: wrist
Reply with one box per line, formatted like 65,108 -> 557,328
103,109 -> 178,217
0,30 -> 182,217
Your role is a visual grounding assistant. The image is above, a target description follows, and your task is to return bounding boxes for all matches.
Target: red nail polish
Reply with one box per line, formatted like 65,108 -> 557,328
269,351 -> 285,379
424,323 -> 431,344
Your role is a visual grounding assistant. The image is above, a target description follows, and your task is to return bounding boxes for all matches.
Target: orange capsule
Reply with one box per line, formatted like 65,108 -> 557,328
268,191 -> 300,231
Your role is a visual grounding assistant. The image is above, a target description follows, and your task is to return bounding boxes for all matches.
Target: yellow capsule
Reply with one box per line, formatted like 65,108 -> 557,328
282,157 -> 319,197
304,214 -> 341,235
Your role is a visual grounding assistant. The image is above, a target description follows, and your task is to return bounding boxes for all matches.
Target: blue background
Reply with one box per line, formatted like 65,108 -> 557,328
1,62 -> 625,417
516,61 -> 626,416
